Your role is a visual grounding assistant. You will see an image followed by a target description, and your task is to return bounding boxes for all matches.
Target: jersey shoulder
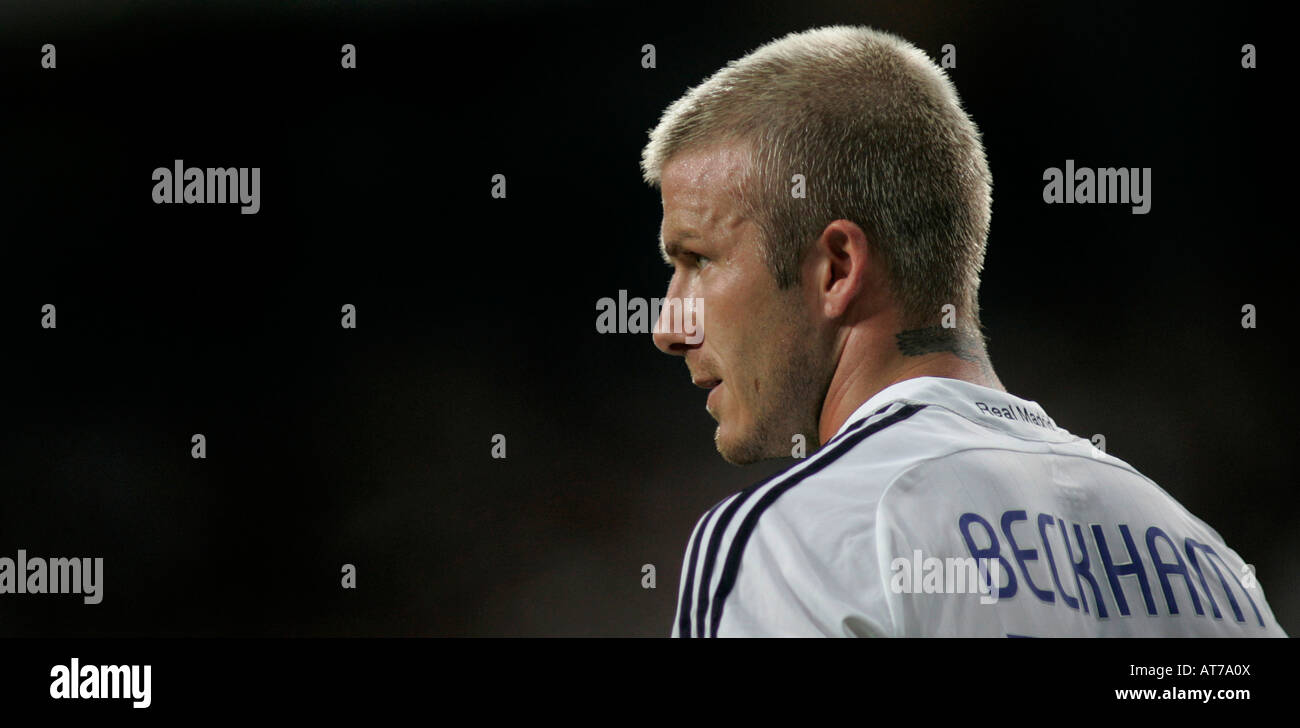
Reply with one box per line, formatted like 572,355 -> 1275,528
680,402 -> 941,636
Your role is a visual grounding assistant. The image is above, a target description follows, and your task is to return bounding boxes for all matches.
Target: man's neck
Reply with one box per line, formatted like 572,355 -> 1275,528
817,325 -> 1004,445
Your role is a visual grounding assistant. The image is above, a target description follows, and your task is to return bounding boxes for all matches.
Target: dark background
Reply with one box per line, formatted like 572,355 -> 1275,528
0,0 -> 1292,636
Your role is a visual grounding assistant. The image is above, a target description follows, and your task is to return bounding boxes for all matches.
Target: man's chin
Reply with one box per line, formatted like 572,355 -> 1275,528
714,426 -> 775,466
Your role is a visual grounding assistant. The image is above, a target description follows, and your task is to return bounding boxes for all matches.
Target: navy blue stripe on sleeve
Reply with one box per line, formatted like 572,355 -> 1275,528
676,496 -> 728,638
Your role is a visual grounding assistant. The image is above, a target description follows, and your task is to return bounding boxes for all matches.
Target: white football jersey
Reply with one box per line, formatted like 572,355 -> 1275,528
672,376 -> 1287,637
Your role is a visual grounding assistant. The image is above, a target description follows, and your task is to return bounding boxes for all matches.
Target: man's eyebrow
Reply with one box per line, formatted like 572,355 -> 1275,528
659,231 -> 699,264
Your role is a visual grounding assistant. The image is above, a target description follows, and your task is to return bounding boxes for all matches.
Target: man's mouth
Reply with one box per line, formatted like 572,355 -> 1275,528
693,378 -> 723,413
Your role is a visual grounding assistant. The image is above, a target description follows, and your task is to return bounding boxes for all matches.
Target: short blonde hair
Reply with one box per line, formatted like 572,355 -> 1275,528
641,25 -> 992,328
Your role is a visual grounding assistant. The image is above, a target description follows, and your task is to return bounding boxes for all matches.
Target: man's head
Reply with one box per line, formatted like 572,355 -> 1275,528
643,26 -> 993,464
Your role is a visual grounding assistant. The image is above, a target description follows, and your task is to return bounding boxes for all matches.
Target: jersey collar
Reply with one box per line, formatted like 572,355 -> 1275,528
831,376 -> 1072,442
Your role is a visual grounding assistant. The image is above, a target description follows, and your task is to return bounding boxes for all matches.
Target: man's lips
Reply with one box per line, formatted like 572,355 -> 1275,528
692,377 -> 723,412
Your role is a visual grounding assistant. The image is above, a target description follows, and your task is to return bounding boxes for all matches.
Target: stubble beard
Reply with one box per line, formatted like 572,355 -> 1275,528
714,335 -> 827,466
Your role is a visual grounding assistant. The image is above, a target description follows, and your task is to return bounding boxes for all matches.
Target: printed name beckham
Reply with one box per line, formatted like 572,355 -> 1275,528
959,509 -> 1266,628
152,160 -> 260,214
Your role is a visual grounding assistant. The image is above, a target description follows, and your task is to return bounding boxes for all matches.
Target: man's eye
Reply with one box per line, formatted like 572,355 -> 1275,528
691,253 -> 711,268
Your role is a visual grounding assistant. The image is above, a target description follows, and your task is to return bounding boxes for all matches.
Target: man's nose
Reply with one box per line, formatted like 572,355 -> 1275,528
652,278 -> 698,356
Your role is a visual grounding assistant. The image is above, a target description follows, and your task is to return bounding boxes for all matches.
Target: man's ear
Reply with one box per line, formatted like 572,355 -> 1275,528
813,219 -> 872,319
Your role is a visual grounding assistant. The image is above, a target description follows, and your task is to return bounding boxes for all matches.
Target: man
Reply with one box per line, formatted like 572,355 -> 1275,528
641,26 -> 1286,637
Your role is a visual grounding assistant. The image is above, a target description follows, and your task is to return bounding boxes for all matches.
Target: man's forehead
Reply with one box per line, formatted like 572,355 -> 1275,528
657,141 -> 755,263
659,141 -> 752,237
660,141 -> 752,193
